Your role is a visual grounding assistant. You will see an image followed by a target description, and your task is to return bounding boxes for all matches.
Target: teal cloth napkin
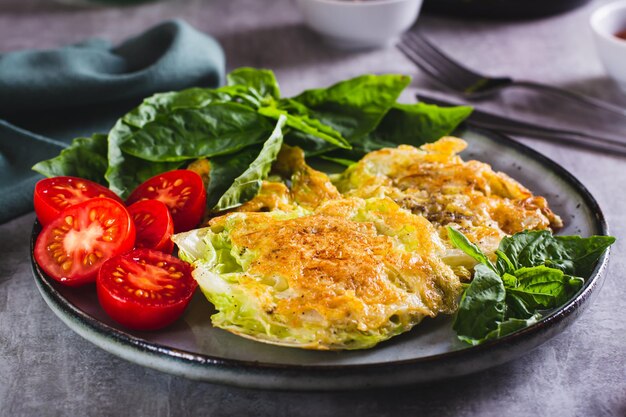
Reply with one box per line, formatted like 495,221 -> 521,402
0,20 -> 224,224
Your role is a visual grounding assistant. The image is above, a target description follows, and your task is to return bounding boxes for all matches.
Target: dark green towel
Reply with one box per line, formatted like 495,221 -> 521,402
0,20 -> 224,224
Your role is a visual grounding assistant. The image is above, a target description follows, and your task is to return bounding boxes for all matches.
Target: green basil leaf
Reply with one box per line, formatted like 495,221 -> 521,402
120,103 -> 272,162
276,74 -> 410,154
507,266 -> 581,310
259,104 -> 351,149
483,314 -> 542,341
326,102 -> 472,160
213,115 -> 286,211
122,87 -> 249,129
447,226 -> 497,272
497,230 -> 615,278
205,148 -> 259,209
360,102 -> 472,149
318,155 -> 357,167
105,119 -> 183,197
453,264 -> 506,345
504,292 -> 535,319
227,67 -> 281,101
291,74 -> 410,140
32,134 -> 109,185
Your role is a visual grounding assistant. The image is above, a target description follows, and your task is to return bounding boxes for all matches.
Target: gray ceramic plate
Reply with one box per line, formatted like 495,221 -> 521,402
30,126 -> 610,391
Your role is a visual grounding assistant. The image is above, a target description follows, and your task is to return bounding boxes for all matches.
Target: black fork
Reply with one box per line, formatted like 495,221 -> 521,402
398,29 -> 626,118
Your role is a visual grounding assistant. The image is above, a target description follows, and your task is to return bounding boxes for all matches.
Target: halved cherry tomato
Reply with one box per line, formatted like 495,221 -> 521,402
96,249 -> 197,330
34,176 -> 123,226
34,198 -> 135,286
128,200 -> 174,253
126,170 -> 206,233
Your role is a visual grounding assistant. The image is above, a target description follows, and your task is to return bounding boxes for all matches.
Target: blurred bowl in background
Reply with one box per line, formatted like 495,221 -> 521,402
295,0 -> 423,50
591,0 -> 626,93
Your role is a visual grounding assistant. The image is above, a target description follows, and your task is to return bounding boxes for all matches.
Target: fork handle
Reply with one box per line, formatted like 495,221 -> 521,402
512,80 -> 626,118
469,120 -> 626,156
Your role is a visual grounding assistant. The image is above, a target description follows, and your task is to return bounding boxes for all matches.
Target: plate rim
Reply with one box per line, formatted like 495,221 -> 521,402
30,126 -> 611,377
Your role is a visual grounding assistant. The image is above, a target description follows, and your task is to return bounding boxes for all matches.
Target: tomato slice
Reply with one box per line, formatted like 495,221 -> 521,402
126,170 -> 206,233
128,200 -> 174,253
34,198 -> 135,286
96,249 -> 197,330
34,176 -> 123,226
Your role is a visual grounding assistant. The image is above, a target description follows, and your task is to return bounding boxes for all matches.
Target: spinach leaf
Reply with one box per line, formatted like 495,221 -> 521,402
318,155 -> 357,167
507,266 -> 583,310
205,148 -> 260,209
32,134 -> 109,185
105,119 -> 184,197
290,74 -> 410,141
359,102 -> 472,150
448,228 -> 613,345
227,67 -> 281,101
453,264 -> 543,345
105,101 -> 273,197
496,230 -> 615,277
120,103 -> 272,162
483,315 -> 541,342
259,102 -> 351,150
214,115 -> 286,211
453,264 -> 506,345
122,87 -> 248,129
325,102 -> 472,160
447,227 -> 497,272
273,74 -> 410,155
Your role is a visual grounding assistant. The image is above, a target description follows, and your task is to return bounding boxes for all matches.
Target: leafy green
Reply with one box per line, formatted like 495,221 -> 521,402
372,103 -> 472,145
291,74 -> 410,140
122,87 -> 247,128
32,134 -> 109,185
213,115 -> 286,211
453,264 -> 506,345
447,227 -> 614,345
506,266 -> 583,311
259,103 -> 350,149
227,67 -> 281,101
447,227 -> 497,272
104,120 -> 178,197
327,102 -> 472,159
32,68 -> 473,212
277,74 -> 411,155
318,155 -> 357,167
120,103 -> 272,162
495,230 -> 616,278
204,148 -> 261,210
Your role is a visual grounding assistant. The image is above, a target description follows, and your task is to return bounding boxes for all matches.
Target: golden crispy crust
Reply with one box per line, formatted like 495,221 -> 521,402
335,137 -> 562,255
210,198 -> 461,337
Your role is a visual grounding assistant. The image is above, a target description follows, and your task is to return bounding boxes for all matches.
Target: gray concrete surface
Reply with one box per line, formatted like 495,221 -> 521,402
1,0 -> 625,416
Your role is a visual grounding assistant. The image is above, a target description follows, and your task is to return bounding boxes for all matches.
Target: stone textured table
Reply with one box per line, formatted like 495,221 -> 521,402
1,1 -> 624,416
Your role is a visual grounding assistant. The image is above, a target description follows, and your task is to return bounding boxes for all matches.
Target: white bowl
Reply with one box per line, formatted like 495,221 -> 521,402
295,0 -> 423,50
591,0 -> 626,93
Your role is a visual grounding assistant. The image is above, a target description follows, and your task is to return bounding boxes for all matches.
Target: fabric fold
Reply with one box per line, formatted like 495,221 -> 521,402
0,20 -> 225,224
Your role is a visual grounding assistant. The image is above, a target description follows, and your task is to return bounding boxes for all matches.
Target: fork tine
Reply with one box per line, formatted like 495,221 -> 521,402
410,29 -> 486,80
397,42 -> 470,91
402,32 -> 479,88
